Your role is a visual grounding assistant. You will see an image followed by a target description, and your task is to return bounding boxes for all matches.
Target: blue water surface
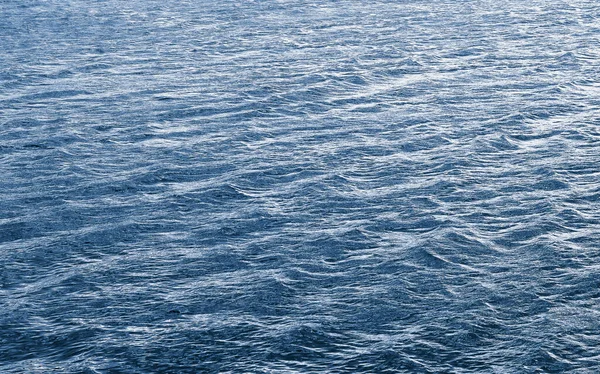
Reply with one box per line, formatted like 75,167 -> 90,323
2,0 -> 600,372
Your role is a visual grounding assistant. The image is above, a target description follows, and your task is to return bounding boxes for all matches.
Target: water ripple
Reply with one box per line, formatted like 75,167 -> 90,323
2,0 -> 600,372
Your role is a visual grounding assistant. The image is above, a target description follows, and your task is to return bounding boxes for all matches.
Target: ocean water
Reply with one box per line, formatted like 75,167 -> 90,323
2,0 -> 600,372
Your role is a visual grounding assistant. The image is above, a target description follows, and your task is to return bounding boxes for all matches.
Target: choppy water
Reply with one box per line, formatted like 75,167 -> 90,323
2,0 -> 600,372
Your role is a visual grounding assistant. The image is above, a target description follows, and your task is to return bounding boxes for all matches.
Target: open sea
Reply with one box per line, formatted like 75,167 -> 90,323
2,0 -> 600,372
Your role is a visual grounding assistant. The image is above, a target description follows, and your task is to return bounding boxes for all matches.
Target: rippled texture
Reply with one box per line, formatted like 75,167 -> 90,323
2,0 -> 600,372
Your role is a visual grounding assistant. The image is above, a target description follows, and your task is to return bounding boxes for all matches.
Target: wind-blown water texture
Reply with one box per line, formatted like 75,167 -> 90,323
2,0 -> 600,372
